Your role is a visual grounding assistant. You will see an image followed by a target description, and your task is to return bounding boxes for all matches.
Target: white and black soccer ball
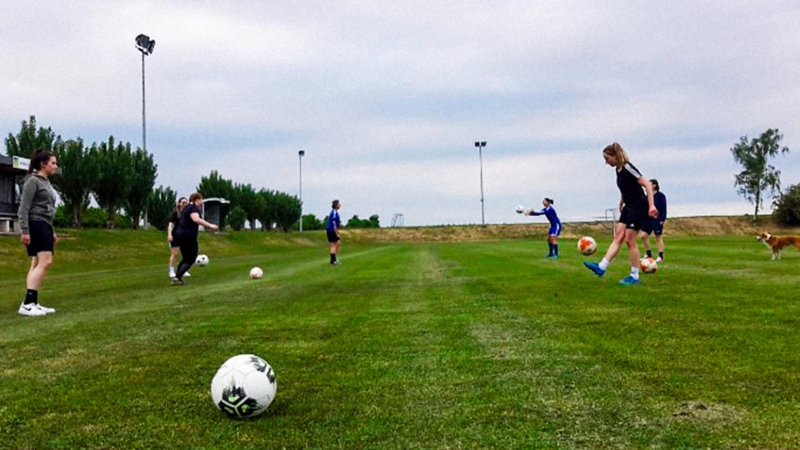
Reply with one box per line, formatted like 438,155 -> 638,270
249,267 -> 263,279
196,254 -> 209,266
211,354 -> 277,419
515,205 -> 525,214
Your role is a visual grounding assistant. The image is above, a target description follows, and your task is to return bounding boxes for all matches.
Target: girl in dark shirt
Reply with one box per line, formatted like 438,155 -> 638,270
172,193 -> 219,285
584,143 -> 657,285
167,197 -> 188,278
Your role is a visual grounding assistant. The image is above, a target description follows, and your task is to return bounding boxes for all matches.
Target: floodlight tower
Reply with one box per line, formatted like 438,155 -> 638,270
135,34 -> 155,153
474,141 -> 487,225
298,150 -> 305,232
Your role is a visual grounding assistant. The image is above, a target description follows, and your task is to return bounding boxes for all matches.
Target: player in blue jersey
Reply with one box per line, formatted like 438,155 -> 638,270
327,199 -> 342,265
640,179 -> 667,262
524,198 -> 562,258
584,143 -> 658,285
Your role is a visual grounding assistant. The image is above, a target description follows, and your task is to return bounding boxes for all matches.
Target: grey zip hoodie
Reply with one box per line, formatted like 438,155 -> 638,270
18,173 -> 56,233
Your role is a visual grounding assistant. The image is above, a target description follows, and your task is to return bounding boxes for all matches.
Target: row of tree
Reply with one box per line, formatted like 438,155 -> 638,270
6,116 -> 156,229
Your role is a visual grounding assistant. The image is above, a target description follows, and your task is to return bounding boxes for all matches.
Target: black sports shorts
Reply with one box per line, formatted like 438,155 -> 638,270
618,204 -> 649,231
640,218 -> 664,235
26,220 -> 54,256
327,230 -> 340,243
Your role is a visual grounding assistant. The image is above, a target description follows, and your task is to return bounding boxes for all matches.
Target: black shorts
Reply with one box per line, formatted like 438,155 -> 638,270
618,204 -> 649,231
327,230 -> 340,243
169,235 -> 181,248
640,218 -> 664,235
26,220 -> 54,256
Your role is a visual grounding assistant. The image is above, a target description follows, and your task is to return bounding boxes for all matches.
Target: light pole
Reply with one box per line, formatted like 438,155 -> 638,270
298,150 -> 305,232
474,141 -> 487,225
135,34 -> 155,153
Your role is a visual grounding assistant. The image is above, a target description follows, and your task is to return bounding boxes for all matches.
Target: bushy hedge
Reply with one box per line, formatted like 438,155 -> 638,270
773,183 -> 800,225
53,205 -> 133,229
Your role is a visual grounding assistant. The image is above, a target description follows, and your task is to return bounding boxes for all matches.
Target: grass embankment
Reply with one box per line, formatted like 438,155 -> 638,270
1,228 -> 800,449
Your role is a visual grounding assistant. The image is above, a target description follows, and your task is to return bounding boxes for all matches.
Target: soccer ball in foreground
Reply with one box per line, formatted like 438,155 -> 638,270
515,205 -> 525,214
211,354 -> 277,419
196,254 -> 209,266
640,257 -> 658,273
577,236 -> 597,256
250,267 -> 263,279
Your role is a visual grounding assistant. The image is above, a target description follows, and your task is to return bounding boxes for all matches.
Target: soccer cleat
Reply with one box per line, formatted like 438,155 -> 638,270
331,261 -> 341,265
18,303 -> 47,316
583,261 -> 605,277
655,257 -> 663,263
37,304 -> 56,314
171,277 -> 184,286
545,254 -> 559,259
169,269 -> 176,278
184,272 -> 191,277
618,276 -> 641,285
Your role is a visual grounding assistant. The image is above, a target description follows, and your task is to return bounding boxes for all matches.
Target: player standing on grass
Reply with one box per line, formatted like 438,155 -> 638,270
583,143 -> 658,285
17,149 -> 59,316
327,200 -> 342,265
640,179 -> 667,262
524,197 -> 562,258
172,193 -> 218,285
167,197 -> 189,278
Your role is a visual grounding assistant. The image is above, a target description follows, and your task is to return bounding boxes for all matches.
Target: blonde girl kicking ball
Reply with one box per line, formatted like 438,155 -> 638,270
583,143 -> 658,285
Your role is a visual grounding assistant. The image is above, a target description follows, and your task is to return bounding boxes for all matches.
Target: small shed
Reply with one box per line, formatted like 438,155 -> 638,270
201,197 -> 229,230
0,155 -> 30,233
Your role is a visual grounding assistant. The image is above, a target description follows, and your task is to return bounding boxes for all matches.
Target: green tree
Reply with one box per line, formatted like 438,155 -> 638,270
197,171 -> 234,229
90,136 -> 134,228
228,206 -> 247,231
271,192 -> 301,232
773,183 -> 800,225
368,214 -> 380,228
147,186 -> 177,231
50,138 -> 95,227
300,214 -> 323,231
731,128 -> 790,221
5,115 -> 61,157
125,148 -> 157,229
232,183 -> 261,230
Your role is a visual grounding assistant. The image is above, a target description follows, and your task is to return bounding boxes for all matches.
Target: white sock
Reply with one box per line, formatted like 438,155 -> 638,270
631,267 -> 640,280
599,258 -> 610,271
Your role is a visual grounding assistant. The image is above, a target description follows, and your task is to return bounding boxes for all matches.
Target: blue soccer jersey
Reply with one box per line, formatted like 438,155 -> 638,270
327,209 -> 341,231
531,205 -> 562,236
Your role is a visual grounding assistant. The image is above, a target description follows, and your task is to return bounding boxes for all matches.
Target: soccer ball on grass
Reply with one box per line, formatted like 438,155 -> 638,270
249,267 -> 263,279
211,354 -> 277,419
640,256 -> 658,273
196,254 -> 209,266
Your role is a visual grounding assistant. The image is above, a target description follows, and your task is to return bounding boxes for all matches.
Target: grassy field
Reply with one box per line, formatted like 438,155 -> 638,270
2,229 -> 800,449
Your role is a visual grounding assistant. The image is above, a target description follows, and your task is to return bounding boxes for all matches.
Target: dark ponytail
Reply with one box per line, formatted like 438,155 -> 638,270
29,149 -> 54,174
545,198 -> 554,205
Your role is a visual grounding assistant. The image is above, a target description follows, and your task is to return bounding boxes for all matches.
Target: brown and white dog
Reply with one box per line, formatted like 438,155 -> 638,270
756,232 -> 800,260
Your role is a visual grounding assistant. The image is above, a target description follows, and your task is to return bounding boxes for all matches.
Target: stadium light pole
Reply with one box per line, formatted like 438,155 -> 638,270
298,150 -> 305,232
474,141 -> 487,225
135,34 -> 155,153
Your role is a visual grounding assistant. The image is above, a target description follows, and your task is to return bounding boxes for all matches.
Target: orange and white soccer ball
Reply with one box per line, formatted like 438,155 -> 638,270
577,236 -> 597,256
249,267 -> 263,279
640,257 -> 658,273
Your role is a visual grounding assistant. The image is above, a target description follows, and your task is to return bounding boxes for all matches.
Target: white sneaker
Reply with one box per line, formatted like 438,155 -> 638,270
169,269 -> 176,278
184,271 -> 191,277
19,303 -> 46,316
655,257 -> 663,263
37,304 -> 56,314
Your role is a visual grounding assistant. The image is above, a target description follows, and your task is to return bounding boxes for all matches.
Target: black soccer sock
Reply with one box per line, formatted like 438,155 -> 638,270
646,250 -> 652,258
330,253 -> 336,263
554,244 -> 559,256
659,252 -> 664,260
24,289 -> 38,305
547,243 -> 553,256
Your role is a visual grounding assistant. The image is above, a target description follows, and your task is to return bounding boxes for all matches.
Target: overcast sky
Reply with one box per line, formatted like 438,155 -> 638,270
2,1 -> 799,226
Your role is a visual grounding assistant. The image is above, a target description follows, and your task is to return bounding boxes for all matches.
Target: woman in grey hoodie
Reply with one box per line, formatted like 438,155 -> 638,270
18,149 -> 58,316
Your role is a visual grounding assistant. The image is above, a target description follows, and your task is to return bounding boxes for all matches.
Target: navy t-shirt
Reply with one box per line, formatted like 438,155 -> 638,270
327,209 -> 341,231
178,204 -> 200,237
